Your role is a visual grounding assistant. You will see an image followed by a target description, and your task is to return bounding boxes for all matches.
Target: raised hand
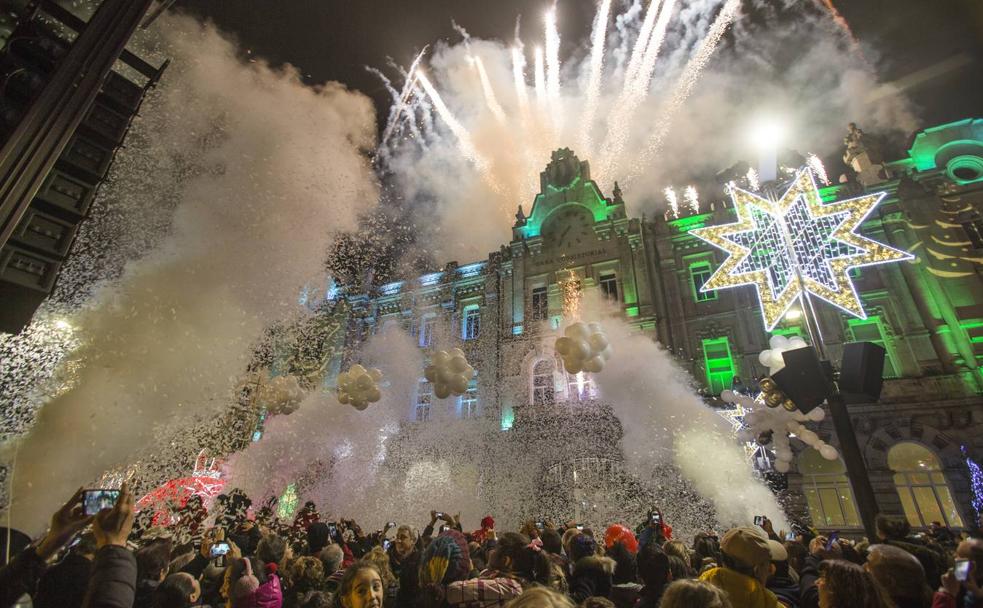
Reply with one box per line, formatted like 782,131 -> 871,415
92,483 -> 135,549
36,487 -> 93,559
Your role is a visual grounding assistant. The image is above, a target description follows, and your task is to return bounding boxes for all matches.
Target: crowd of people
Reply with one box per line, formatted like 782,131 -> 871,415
1,484 -> 981,608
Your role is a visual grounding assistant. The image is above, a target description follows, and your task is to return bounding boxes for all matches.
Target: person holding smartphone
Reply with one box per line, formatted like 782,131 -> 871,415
936,538 -> 983,608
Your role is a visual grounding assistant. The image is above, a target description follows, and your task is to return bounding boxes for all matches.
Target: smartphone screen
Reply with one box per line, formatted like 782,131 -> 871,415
535,521 -> 544,530
955,559 -> 971,582
383,539 -> 392,552
210,542 -> 231,557
753,516 -> 764,526
576,524 -> 584,531
328,523 -> 337,537
650,512 -> 661,525
440,525 -> 450,533
83,489 -> 120,516
436,512 -> 445,519
387,521 -> 396,528
786,532 -> 797,541
825,531 -> 839,551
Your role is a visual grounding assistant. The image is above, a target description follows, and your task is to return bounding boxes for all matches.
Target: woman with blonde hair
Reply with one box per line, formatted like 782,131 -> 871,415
503,586 -> 575,608
658,579 -> 733,608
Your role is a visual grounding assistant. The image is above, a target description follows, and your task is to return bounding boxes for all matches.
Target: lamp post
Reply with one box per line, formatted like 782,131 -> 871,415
749,120 -> 881,540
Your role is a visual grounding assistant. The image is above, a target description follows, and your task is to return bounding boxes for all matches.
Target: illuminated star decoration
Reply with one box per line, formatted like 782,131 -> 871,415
690,169 -> 914,330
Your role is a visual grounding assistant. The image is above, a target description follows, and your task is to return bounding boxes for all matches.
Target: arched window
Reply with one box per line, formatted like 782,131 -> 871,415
888,442 -> 964,528
798,448 -> 860,528
532,359 -> 556,405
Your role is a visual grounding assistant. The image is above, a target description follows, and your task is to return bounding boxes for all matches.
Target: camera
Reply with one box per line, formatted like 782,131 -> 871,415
83,489 -> 120,516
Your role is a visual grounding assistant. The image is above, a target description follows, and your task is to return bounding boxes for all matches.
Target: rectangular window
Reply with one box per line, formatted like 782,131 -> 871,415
690,261 -> 717,302
599,273 -> 618,302
702,337 -> 736,395
419,316 -> 434,348
463,307 -> 481,340
847,315 -> 899,378
531,287 -> 548,321
460,378 -> 478,419
415,380 -> 432,421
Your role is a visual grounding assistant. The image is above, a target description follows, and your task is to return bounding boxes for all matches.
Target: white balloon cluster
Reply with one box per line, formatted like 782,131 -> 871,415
336,364 -> 383,410
238,370 -> 306,416
424,348 -> 476,399
721,390 -> 839,473
758,334 -> 809,374
554,322 -> 611,374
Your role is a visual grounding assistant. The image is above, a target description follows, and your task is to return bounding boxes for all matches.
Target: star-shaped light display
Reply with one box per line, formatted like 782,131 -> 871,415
691,169 -> 914,330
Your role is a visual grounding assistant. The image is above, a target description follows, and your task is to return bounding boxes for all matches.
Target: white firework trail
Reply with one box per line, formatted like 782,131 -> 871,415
544,8 -> 561,104
807,153 -> 830,185
511,46 -> 531,119
684,185 -> 700,213
580,0 -> 613,153
664,186 -> 679,218
622,0 -> 661,89
597,0 -> 675,178
416,71 -> 487,173
474,56 -> 507,124
533,46 -> 547,109
378,47 -> 428,148
628,0 -> 742,182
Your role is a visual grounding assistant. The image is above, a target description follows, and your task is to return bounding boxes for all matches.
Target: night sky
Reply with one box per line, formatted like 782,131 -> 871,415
172,0 -> 983,136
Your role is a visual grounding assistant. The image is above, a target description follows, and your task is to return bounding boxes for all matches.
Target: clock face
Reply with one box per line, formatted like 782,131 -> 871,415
543,206 -> 595,251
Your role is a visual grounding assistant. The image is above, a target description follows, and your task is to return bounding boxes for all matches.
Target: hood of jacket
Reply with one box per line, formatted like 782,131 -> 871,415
700,567 -> 779,608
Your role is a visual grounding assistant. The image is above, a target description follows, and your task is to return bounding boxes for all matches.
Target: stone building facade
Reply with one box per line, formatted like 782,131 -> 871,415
306,120 -> 983,531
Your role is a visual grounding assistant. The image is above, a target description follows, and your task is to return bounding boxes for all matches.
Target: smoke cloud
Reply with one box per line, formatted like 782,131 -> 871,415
1,14 -> 378,533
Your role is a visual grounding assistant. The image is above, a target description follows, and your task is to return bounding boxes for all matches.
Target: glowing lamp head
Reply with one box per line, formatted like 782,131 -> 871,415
748,118 -> 786,152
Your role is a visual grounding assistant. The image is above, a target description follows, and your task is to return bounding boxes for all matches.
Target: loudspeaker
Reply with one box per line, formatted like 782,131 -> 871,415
839,341 -> 886,401
772,346 -> 833,414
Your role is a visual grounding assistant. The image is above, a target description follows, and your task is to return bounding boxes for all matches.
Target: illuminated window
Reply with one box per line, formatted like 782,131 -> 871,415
561,359 -> 598,402
531,287 -> 548,321
415,380 -> 432,421
799,448 -> 861,528
690,261 -> 717,302
702,337 -> 736,395
599,273 -> 618,302
463,306 -> 481,340
460,378 -> 478,419
888,442 -> 964,528
847,315 -> 899,378
532,358 -> 556,405
419,315 -> 435,347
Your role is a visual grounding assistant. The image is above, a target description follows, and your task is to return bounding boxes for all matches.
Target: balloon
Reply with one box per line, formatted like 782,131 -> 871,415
819,445 -> 839,460
774,460 -> 791,473
555,337 -> 573,355
589,332 -> 609,352
759,351 -> 773,367
451,375 -> 469,394
426,350 -> 476,398
807,408 -> 825,422
450,356 -> 470,373
789,337 -> 807,349
769,335 -> 789,350
584,357 -> 604,373
337,364 -> 383,410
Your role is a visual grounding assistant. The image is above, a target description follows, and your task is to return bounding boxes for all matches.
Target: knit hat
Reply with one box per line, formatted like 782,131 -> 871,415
720,527 -> 771,569
766,540 -> 788,562
569,534 -> 598,563
232,558 -> 260,601
604,524 -> 639,554
419,529 -> 471,586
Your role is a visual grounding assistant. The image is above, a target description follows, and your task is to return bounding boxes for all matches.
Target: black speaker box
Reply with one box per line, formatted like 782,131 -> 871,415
839,341 -> 886,401
772,346 -> 833,414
